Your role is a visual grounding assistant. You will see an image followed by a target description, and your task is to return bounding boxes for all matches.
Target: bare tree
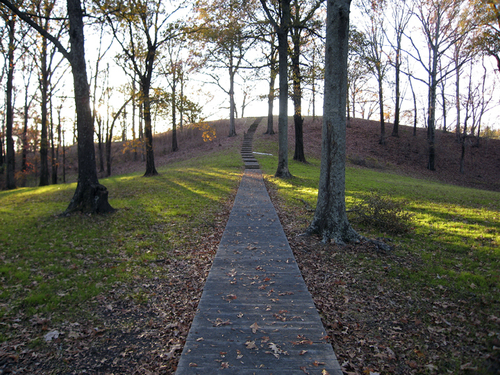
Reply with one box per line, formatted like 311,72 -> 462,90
358,0 -> 390,145
99,0 -> 184,176
385,0 -> 412,137
407,0 -> 470,171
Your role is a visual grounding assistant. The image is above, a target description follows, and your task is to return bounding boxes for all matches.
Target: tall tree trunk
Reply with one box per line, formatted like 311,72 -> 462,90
106,119 -> 112,177
377,67 -> 385,145
64,0 -> 114,214
275,0 -> 292,178
97,116 -> 104,172
228,61 -> 237,137
141,80 -> 158,176
22,81 -> 30,172
132,77 -> 138,161
307,0 -> 359,244
172,66 -> 178,152
455,61 -> 461,140
50,96 -> 57,184
265,44 -> 277,135
392,44 -> 401,137
292,28 -> 306,163
39,18 -> 50,186
427,47 -> 438,171
5,16 -> 16,190
179,70 -> 184,132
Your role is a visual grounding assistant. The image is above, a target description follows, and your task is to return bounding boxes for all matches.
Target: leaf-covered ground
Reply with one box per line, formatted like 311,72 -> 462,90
266,184 -> 500,375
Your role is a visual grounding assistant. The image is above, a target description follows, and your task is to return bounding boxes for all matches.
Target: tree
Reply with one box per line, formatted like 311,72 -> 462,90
408,0 -> 469,171
260,0 -> 292,178
1,9 -> 18,189
347,26 -> 370,120
385,0 -> 412,137
290,0 -> 323,163
194,0 -> 256,137
249,6 -> 277,134
99,0 -> 183,176
358,0 -> 390,145
160,38 -> 187,152
307,0 -> 359,244
0,0 -> 115,213
471,0 -> 500,73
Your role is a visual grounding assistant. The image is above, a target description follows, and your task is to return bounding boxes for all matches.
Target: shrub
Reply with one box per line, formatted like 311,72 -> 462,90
350,192 -> 414,234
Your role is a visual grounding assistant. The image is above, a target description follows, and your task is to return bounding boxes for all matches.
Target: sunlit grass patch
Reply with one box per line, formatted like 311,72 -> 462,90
253,140 -> 500,302
0,148 -> 243,329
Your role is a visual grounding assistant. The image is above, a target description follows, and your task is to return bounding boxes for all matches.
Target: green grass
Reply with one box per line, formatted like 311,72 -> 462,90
253,142 -> 500,304
0,147 -> 243,328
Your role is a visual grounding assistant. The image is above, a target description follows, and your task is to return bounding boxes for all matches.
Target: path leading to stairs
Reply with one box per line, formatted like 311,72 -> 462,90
175,118 -> 342,375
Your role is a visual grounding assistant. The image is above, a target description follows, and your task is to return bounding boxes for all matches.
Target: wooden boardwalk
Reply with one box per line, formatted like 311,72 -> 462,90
175,120 -> 342,375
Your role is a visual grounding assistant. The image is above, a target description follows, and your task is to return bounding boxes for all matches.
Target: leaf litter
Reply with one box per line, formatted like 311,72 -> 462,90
267,182 -> 500,374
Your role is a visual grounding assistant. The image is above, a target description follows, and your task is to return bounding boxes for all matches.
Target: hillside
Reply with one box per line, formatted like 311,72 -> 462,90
2,116 -> 499,192
111,116 -> 500,193
300,117 -> 500,192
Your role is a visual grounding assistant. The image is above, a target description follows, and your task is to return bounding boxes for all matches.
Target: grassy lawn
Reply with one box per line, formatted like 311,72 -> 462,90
0,147 -> 243,343
254,139 -> 500,373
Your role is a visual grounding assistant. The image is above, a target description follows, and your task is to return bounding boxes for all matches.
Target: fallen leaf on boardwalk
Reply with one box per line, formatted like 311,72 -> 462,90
250,322 -> 260,333
196,337 -> 204,342
189,363 -> 198,367
213,318 -> 232,327
299,350 -> 308,355
221,362 -> 229,368
237,312 -> 244,318
300,366 -> 310,374
322,370 -> 330,375
236,350 -> 243,359
261,336 -> 270,343
223,294 -> 237,301
268,342 -> 288,358
245,340 -> 257,349
312,360 -> 325,366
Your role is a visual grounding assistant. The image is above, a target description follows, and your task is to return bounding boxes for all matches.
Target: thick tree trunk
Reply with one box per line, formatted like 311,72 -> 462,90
64,0 -> 114,214
307,0 -> 359,244
292,29 -> 306,163
275,0 -> 292,178
5,16 -> 16,190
